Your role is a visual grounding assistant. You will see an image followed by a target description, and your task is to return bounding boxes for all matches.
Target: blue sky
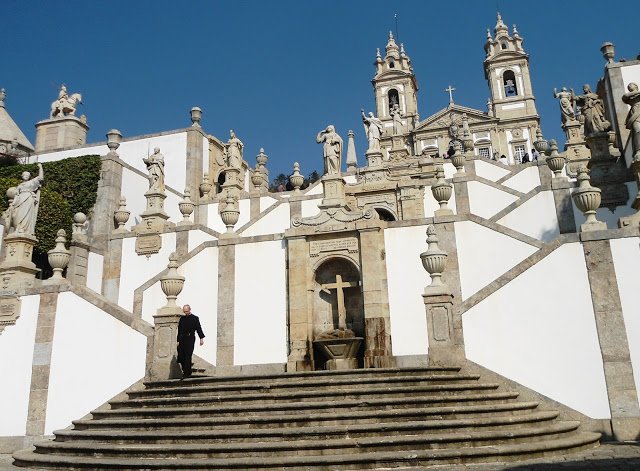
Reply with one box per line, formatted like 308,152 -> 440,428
2,1 -> 637,180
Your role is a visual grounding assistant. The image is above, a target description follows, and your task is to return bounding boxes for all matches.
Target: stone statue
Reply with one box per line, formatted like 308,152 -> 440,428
554,87 -> 576,124
50,84 -> 82,119
225,130 -> 244,169
143,148 -> 165,192
316,125 -> 343,175
486,98 -> 493,113
361,109 -> 383,152
390,104 -> 403,134
572,84 -> 610,136
623,82 -> 640,161
6,163 -> 44,236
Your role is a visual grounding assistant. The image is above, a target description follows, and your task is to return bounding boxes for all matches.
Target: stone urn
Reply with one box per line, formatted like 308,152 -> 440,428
289,162 -> 304,193
160,252 -> 185,308
190,107 -> 202,127
106,129 -> 122,156
450,150 -> 466,175
113,196 -> 130,231
220,196 -> 240,233
572,166 -> 604,230
420,225 -> 448,290
256,148 -> 268,167
199,172 -> 212,199
251,167 -> 263,190
534,128 -> 548,154
47,229 -> 71,280
313,329 -> 363,371
546,140 -> 565,178
178,189 -> 195,224
431,165 -> 452,212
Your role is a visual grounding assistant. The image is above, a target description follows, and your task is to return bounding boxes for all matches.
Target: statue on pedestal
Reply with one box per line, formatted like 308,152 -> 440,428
554,87 -> 576,124
572,84 -> 610,136
623,82 -> 640,161
6,163 -> 44,236
225,130 -> 244,169
143,148 -> 165,192
316,125 -> 343,175
390,104 -> 403,135
50,84 -> 82,118
361,109 -> 382,152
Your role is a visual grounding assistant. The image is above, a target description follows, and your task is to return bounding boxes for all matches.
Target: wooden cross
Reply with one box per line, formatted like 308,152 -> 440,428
445,85 -> 456,104
321,274 -> 361,330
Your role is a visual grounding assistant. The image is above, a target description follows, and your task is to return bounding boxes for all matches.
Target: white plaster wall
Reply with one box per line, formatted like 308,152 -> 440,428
260,196 -> 278,213
207,202 -> 226,234
120,169 -> 149,230
474,160 -> 510,182
235,199 -> 251,231
187,229 -> 217,253
36,144 -> 108,163
301,198 -> 323,218
467,181 -> 519,219
46,292 -> 146,434
175,246 -> 219,366
496,191 -> 560,242
423,184 -> 457,218
242,203 -> 291,237
306,181 -> 324,196
463,243 -> 610,418
0,295 -> 39,436
610,237 -> 640,399
501,167 -> 540,193
455,221 -> 538,300
443,162 -> 456,179
86,251 -> 104,294
118,232 -> 176,312
384,226 -> 430,356
343,174 -> 357,184
571,182 -> 637,230
234,240 -> 287,365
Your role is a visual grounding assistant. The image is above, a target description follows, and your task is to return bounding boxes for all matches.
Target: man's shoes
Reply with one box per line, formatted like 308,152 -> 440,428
182,373 -> 192,379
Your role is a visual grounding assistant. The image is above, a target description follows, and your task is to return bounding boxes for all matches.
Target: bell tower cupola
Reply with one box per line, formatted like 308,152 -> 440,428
371,32 -> 419,136
483,13 -> 538,120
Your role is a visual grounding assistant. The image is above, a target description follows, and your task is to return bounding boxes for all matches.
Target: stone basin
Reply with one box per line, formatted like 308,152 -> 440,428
313,337 -> 363,370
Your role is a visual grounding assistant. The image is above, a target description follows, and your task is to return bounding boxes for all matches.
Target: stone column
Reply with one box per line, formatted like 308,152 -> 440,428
286,235 -> 312,371
583,239 -> 640,441
359,226 -> 394,368
186,128 -> 204,224
91,131 -> 124,242
216,241 -> 236,367
66,213 -> 90,286
102,237 -> 123,303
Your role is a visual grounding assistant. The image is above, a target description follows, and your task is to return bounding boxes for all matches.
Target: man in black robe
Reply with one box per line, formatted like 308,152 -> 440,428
176,304 -> 205,378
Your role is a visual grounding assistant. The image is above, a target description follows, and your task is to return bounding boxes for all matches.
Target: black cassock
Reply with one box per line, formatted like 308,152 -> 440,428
176,314 -> 205,377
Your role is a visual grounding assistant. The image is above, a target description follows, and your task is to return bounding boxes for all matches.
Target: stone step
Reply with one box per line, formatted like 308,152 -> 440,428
31,421 -> 582,458
84,401 -> 539,429
67,411 -> 561,437
94,391 -> 521,419
13,432 -> 601,469
132,373 -> 481,399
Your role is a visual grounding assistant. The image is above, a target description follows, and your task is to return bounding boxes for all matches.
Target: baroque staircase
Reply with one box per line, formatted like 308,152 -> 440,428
13,366 -> 601,469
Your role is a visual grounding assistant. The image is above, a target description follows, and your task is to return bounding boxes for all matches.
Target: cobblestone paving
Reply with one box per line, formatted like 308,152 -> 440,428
3,443 -> 640,470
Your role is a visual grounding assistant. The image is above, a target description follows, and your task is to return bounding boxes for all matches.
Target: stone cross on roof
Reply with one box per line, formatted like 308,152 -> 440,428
445,85 -> 456,104
321,274 -> 361,330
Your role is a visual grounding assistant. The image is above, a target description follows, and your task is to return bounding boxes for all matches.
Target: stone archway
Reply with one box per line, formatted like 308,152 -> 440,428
312,257 -> 365,369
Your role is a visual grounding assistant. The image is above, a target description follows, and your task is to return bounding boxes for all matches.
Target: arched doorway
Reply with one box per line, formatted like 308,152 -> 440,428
312,257 -> 365,369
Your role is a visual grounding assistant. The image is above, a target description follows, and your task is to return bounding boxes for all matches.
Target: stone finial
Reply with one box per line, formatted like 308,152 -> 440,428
160,252 -> 185,308
256,148 -> 268,167
534,128 -> 548,154
601,42 -> 615,63
512,24 -> 519,38
376,48 -> 382,60
431,165 -> 453,216
72,212 -> 87,236
290,162 -> 304,193
420,225 -> 449,295
220,195 -> 240,234
199,172 -> 212,199
178,189 -> 195,224
451,149 -> 466,176
0,88 -> 5,108
47,229 -> 71,280
346,130 -> 357,171
461,114 -> 473,153
106,129 -> 122,156
486,28 -> 491,40
572,165 -> 606,232
546,139 -> 565,178
113,196 -> 130,232
190,107 -> 202,127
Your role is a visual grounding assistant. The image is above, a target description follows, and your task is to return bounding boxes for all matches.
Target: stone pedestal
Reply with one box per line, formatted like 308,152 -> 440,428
619,158 -> 640,227
365,149 -> 383,168
35,116 -> 89,152
147,307 -> 183,381
389,135 -> 409,161
320,174 -> 347,209
314,337 -> 363,370
562,120 -> 590,161
0,233 -> 40,290
586,132 -> 630,212
139,190 -> 170,229
423,293 -> 463,366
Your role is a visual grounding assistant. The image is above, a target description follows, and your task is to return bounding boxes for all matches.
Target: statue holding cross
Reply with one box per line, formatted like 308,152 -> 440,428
321,274 -> 361,330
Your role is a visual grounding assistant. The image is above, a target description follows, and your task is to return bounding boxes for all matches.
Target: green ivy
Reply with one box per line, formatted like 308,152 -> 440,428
0,155 -> 101,257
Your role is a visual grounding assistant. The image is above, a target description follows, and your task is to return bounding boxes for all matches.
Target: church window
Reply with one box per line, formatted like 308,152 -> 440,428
389,61 -> 395,68
514,145 -> 525,164
501,42 -> 508,50
478,147 -> 490,158
375,208 -> 395,221
388,89 -> 400,112
448,139 -> 463,154
217,171 -> 226,193
503,70 -> 518,96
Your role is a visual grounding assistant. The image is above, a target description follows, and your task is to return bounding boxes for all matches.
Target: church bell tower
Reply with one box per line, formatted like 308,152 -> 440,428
371,32 -> 419,137
484,13 -> 538,120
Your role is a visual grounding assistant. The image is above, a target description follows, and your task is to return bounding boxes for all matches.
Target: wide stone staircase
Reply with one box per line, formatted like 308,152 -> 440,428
13,366 -> 601,469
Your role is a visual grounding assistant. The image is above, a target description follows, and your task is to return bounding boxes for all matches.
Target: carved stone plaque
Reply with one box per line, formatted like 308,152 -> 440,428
310,237 -> 359,257
136,232 -> 162,257
0,296 -> 22,334
431,305 -> 451,342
